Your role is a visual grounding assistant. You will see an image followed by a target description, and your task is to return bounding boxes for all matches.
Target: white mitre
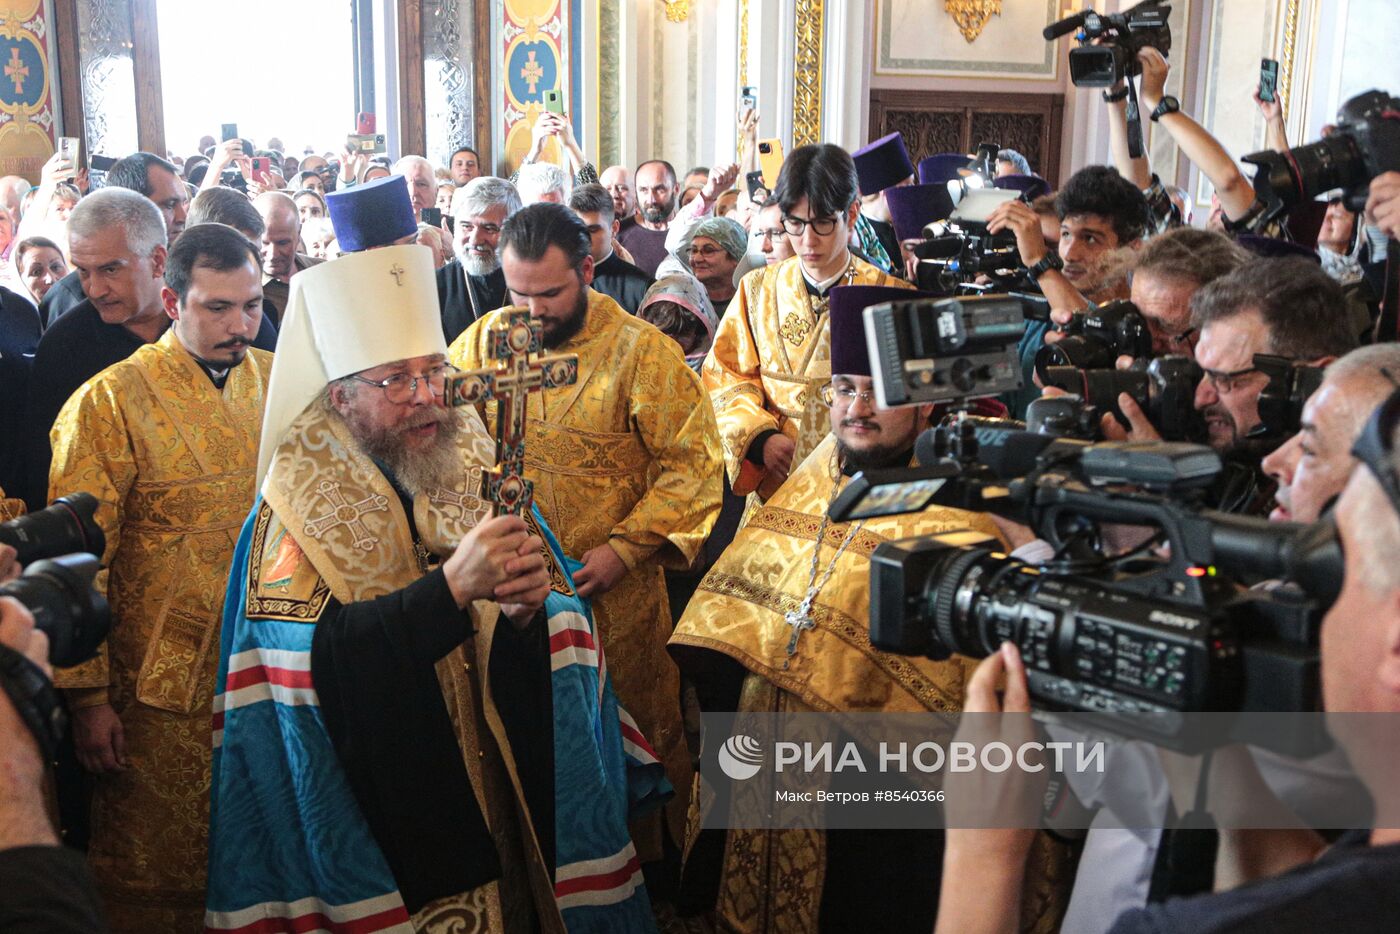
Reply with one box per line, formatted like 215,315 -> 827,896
256,243 -> 448,487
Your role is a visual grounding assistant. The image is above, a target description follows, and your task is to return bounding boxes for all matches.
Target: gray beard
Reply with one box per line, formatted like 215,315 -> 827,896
457,244 -> 500,277
346,405 -> 470,498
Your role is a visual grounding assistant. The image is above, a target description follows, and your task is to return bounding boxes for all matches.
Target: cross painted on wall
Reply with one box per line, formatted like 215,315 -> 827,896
521,51 -> 545,95
5,47 -> 29,96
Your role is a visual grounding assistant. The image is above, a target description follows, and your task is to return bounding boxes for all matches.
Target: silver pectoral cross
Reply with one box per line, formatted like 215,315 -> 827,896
784,600 -> 816,661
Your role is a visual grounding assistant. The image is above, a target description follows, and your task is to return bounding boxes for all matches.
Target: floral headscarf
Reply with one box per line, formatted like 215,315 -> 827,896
638,271 -> 719,373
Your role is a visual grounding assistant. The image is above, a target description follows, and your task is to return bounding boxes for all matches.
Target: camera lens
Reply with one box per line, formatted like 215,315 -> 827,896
0,555 -> 110,669
0,493 -> 106,566
1285,135 -> 1367,203
1035,336 -> 1117,382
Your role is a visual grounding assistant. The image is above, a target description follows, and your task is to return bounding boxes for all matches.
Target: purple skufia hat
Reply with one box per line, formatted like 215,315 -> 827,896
917,153 -> 971,185
326,174 -> 418,252
828,285 -> 934,377
852,132 -> 916,196
1235,234 -> 1322,264
884,183 -> 956,242
992,173 -> 1051,201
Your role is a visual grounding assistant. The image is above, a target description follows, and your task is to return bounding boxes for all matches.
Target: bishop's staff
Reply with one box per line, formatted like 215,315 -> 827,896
445,309 -> 579,516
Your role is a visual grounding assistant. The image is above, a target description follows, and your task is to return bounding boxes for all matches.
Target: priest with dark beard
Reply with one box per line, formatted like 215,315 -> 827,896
438,177 -> 520,342
206,243 -> 669,934
669,285 -> 1072,934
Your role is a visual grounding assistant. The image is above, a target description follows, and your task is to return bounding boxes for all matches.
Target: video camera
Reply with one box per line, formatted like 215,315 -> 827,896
838,292 -> 1337,750
1045,0 -> 1172,88
1243,89 -> 1400,225
0,494 -> 110,669
851,434 -> 1337,747
910,187 -> 1029,296
863,294 -> 1037,407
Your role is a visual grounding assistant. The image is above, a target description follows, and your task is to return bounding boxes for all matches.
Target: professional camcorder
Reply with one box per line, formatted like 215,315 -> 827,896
910,188 -> 1029,296
0,493 -> 111,669
1044,0 -> 1172,88
863,294 -> 1037,407
842,294 -> 1338,749
855,433 -> 1337,744
1243,89 -> 1400,224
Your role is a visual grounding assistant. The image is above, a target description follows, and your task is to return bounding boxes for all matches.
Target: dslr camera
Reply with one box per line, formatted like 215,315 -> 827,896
1243,89 -> 1400,224
1251,354 -> 1325,441
0,494 -> 110,670
1045,0 -> 1172,88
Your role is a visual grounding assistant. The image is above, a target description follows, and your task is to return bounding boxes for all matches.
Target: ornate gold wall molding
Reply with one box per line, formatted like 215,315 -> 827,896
792,0 -> 825,148
737,0 -> 749,155
945,0 -> 1004,43
1277,0 -> 1301,116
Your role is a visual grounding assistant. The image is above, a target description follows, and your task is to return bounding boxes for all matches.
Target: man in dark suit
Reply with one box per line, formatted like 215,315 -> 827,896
568,183 -> 653,315
437,177 -> 520,343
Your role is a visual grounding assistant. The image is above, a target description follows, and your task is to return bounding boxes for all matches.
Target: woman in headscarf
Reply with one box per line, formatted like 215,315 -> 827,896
638,271 -> 718,374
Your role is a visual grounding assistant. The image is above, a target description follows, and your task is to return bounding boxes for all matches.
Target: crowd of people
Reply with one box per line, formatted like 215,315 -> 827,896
3,37 -> 1400,934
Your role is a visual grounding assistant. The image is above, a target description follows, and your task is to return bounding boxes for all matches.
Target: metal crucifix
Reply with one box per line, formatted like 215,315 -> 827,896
445,309 -> 579,516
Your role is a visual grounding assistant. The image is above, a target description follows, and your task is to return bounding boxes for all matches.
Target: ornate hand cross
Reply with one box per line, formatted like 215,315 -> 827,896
446,309 -> 578,516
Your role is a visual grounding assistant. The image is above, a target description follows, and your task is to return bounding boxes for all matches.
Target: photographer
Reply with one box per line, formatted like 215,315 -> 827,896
1054,227 -> 1247,441
934,392 -> 1400,934
1108,259 -> 1356,462
0,545 -> 107,932
1001,165 -> 1149,416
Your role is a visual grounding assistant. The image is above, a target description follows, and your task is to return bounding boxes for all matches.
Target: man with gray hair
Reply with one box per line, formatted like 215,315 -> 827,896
516,161 -> 568,206
1264,343 -> 1400,524
392,154 -> 438,222
40,151 -> 191,324
21,190 -> 275,507
437,176 -> 521,342
568,182 -> 652,314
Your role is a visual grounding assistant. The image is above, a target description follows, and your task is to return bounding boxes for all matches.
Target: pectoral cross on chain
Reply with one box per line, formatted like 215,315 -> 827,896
445,309 -> 579,515
784,602 -> 816,659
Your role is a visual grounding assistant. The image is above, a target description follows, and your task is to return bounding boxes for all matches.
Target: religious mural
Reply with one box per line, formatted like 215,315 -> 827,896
0,0 -> 58,180
500,0 -> 582,175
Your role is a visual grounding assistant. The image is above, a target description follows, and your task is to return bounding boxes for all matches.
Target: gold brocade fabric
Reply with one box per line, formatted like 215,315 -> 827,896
449,289 -> 723,855
670,434 -> 995,715
701,256 -> 912,501
257,401 -> 565,934
669,436 -> 1073,932
0,492 -> 22,521
46,330 -> 271,932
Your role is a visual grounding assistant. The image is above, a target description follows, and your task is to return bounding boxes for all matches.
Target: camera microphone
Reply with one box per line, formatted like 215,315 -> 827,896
912,236 -> 966,261
1043,11 -> 1087,41
915,425 -> 1082,481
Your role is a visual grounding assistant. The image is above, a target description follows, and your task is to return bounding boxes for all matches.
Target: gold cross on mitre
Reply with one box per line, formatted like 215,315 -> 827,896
445,309 -> 578,516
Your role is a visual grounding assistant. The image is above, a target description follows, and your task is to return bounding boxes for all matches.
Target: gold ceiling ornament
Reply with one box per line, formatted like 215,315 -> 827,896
662,0 -> 690,23
945,0 -> 1003,44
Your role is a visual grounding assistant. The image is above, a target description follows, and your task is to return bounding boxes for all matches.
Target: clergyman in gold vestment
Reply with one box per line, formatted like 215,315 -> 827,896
48,225 -> 273,931
701,143 -> 912,504
671,285 -> 1071,934
449,203 -> 723,858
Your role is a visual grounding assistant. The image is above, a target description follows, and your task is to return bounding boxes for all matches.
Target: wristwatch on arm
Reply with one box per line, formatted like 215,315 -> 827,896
1027,253 -> 1064,280
1150,96 -> 1180,122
